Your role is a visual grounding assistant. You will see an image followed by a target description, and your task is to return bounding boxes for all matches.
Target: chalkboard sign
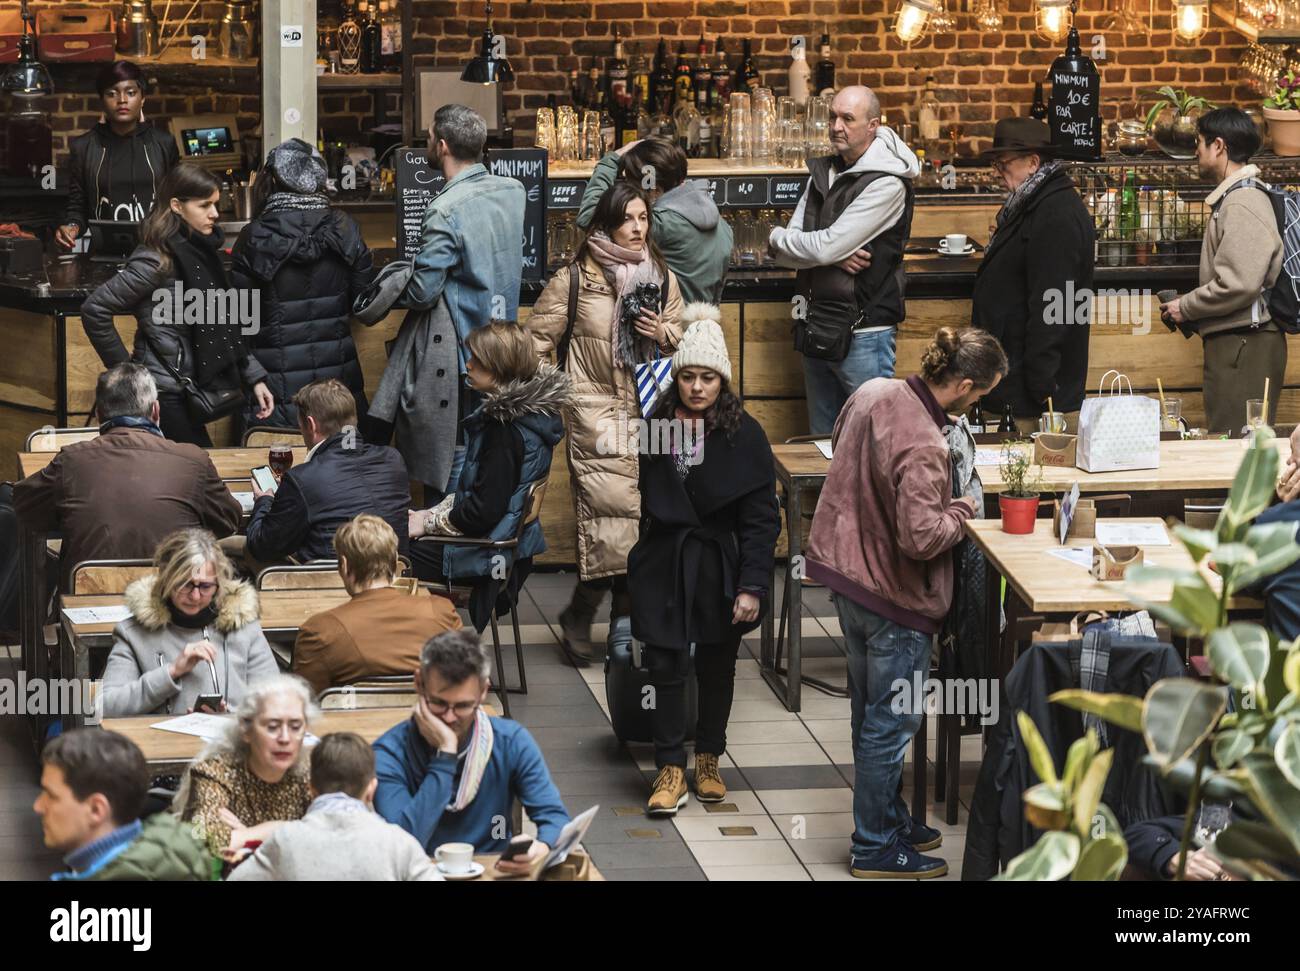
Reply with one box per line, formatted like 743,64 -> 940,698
549,180 -> 584,210
770,176 -> 808,205
1047,51 -> 1102,160
395,146 -> 445,260
486,147 -> 547,280
727,177 -> 768,206
704,178 -> 723,202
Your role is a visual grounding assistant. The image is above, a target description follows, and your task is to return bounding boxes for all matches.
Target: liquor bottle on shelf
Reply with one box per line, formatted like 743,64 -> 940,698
696,108 -> 713,158
337,1 -> 362,74
587,58 -> 602,112
1031,80 -> 1047,121
674,43 -> 692,106
997,404 -> 1017,436
739,37 -> 761,91
379,0 -> 402,72
360,0 -> 382,74
966,401 -> 985,434
317,0 -> 340,73
616,94 -> 639,147
710,36 -> 731,110
652,40 -> 674,112
914,148 -> 929,187
788,36 -> 811,107
693,33 -> 712,112
672,71 -> 700,154
607,31 -> 629,104
570,68 -> 584,109
596,89 -> 615,154
639,89 -> 663,141
814,29 -> 835,96
916,76 -> 940,155
631,42 -> 651,109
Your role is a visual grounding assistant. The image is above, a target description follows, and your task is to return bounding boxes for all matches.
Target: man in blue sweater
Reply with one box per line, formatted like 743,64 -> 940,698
373,630 -> 570,874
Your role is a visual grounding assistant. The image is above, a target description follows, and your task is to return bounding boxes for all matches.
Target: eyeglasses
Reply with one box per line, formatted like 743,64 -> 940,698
179,580 -> 218,595
424,696 -> 480,717
991,154 -> 1029,173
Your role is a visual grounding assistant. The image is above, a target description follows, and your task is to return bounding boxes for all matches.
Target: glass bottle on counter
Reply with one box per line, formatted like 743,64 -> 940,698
595,89 -> 616,154
814,29 -> 836,96
631,42 -> 651,108
337,1 -> 362,74
652,40 -> 674,111
586,58 -> 602,113
788,36 -> 811,107
967,402 -> 986,434
997,404 -> 1017,436
693,34 -> 712,113
607,31 -> 629,104
916,77 -> 941,155
739,38 -> 761,91
645,87 -> 674,142
360,0 -> 383,74
616,94 -> 639,147
317,1 -> 340,73
675,43 -> 693,105
711,36 -> 732,110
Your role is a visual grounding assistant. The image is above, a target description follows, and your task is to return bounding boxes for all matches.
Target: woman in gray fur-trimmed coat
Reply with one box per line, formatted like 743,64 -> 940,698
101,529 -> 278,718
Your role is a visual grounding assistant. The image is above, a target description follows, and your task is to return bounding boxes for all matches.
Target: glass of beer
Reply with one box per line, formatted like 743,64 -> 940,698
269,445 -> 295,479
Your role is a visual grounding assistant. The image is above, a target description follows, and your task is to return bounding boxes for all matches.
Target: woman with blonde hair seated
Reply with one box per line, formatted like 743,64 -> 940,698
175,674 -> 316,858
101,528 -> 278,718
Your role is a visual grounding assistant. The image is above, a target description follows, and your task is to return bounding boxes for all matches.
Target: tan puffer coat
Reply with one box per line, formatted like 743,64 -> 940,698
525,254 -> 683,579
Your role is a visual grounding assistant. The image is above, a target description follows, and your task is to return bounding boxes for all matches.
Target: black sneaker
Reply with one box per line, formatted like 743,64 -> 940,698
850,843 -> 949,880
904,821 -> 943,852
558,606 -> 595,666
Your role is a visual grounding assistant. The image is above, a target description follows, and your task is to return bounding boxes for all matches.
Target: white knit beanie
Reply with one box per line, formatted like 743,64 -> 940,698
672,303 -> 731,383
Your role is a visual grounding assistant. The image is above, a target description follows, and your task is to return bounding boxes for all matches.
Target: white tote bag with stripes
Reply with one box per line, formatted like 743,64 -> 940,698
635,353 -> 674,417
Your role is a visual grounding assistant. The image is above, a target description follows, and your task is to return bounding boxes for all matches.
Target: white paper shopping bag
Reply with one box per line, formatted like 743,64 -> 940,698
1075,370 -> 1160,473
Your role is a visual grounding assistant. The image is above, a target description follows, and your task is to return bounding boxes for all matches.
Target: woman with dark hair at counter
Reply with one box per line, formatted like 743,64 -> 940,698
55,60 -> 179,252
80,162 -> 275,445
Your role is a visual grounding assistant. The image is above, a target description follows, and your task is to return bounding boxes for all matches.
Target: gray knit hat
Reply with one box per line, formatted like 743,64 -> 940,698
673,303 -> 731,383
265,138 -> 328,194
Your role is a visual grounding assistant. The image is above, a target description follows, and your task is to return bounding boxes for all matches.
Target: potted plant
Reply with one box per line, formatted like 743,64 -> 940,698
998,441 -> 1045,534
1144,86 -> 1215,160
1264,70 -> 1300,156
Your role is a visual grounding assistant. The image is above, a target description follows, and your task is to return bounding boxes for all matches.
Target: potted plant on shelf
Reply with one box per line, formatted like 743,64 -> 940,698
1144,86 -> 1215,160
1264,71 -> 1300,156
998,440 -> 1045,534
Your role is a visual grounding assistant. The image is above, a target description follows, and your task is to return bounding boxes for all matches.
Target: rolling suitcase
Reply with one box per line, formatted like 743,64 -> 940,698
604,616 -> 698,744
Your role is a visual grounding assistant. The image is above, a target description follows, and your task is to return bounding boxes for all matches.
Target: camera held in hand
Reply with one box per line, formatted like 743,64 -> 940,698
621,281 -> 661,331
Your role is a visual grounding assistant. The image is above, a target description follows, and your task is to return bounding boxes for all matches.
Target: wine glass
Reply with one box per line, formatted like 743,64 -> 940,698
974,0 -> 1003,31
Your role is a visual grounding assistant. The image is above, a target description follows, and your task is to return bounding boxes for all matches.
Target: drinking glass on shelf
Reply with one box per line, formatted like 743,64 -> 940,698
1242,397 -> 1267,437
581,110 -> 602,160
555,105 -> 578,162
534,107 -> 555,153
752,88 -> 776,162
805,96 -> 830,159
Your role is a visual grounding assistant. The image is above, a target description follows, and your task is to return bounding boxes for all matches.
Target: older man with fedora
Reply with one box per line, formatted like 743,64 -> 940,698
970,117 -> 1095,434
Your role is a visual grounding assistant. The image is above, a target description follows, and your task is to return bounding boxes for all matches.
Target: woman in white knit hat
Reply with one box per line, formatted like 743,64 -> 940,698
626,305 -> 780,815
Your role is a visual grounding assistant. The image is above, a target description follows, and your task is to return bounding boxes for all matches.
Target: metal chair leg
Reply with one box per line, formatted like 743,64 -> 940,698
488,612 -> 510,718
510,601 -> 527,695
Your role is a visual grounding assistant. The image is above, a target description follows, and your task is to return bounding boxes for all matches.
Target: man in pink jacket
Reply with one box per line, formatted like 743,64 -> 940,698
807,327 -> 1007,879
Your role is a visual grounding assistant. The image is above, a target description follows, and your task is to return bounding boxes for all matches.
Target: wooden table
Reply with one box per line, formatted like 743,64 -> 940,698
458,852 -> 605,882
18,445 -> 308,481
101,708 -> 408,769
59,589 -> 351,730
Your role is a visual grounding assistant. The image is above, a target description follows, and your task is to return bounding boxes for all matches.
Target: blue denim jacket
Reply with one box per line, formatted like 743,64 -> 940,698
405,163 -> 526,371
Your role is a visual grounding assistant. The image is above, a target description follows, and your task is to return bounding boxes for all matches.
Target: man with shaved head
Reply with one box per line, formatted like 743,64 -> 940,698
768,85 -> 920,436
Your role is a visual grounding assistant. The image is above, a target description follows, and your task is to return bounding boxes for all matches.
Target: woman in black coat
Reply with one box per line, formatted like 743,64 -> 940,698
970,118 -> 1095,432
80,163 -> 274,445
628,305 -> 780,817
230,139 -> 375,430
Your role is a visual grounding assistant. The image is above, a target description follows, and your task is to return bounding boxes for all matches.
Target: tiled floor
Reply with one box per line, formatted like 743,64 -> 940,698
0,568 -> 981,881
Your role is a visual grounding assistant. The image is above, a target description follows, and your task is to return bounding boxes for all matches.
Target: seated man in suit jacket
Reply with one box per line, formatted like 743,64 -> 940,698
293,515 -> 462,695
246,379 -> 411,565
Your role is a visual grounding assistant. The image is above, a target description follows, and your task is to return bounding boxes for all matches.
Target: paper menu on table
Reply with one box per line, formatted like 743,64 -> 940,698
814,439 -> 833,460
1047,547 -> 1093,570
1095,522 -> 1170,547
976,446 -> 1029,466
543,803 -> 599,870
64,605 -> 133,625
150,712 -> 232,741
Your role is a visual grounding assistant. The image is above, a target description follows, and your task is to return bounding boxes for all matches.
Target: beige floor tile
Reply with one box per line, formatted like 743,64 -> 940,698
675,789 -> 766,816
800,657 -> 849,681
731,679 -> 789,701
672,814 -> 783,841
821,740 -> 854,764
798,697 -> 852,719
806,863 -> 858,882
701,864 -> 811,881
777,811 -> 855,841
727,700 -> 800,722
802,718 -> 851,742
734,659 -> 762,679
726,742 -> 831,767
790,836 -> 851,865
725,720 -> 816,745
756,787 -> 852,815
687,839 -> 799,867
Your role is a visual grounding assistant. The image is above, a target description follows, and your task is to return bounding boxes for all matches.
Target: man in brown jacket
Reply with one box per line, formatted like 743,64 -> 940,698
293,514 -> 462,696
14,364 -> 242,591
1163,107 -> 1284,435
805,328 -> 1006,880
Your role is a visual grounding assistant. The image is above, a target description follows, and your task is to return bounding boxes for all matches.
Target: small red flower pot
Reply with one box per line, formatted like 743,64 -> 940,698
999,494 -> 1040,534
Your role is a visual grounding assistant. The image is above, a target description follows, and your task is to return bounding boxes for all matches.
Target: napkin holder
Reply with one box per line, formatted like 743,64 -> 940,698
1053,497 -> 1096,540
1034,433 -> 1077,468
1091,544 -> 1143,581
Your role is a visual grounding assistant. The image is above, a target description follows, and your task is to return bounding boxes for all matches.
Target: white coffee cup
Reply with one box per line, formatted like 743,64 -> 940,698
942,233 -> 968,252
434,841 -> 475,873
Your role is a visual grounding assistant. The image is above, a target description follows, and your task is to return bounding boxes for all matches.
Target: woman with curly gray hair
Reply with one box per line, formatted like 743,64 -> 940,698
175,674 -> 318,857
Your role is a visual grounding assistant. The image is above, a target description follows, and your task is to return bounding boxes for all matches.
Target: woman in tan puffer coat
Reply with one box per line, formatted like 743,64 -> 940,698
525,182 -> 683,662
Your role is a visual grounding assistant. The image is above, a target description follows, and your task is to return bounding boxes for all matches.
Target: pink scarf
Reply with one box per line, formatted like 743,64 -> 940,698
584,232 -> 665,368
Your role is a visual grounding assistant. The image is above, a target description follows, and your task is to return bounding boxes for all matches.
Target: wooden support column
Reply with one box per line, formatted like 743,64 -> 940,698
261,0 -> 317,150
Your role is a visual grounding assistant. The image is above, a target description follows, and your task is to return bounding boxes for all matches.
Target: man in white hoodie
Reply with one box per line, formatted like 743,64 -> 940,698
768,85 -> 920,436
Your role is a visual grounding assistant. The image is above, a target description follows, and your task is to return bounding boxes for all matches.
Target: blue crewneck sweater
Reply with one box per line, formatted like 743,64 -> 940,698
52,819 -> 143,880
372,715 -> 570,853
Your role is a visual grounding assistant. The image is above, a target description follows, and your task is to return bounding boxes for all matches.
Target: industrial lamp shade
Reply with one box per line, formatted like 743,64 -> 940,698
1173,0 -> 1209,43
461,2 -> 513,85
1036,0 -> 1073,43
1,24 -> 53,96
893,0 -> 939,46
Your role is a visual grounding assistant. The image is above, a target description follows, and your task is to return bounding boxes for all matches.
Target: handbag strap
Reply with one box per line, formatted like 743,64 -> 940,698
556,261 -> 580,370
137,328 -> 195,392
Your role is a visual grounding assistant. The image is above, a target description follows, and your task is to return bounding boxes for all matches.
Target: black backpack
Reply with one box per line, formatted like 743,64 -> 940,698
1220,177 -> 1300,334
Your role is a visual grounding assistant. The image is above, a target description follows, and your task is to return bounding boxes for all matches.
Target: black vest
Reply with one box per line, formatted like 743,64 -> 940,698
796,155 -> 915,327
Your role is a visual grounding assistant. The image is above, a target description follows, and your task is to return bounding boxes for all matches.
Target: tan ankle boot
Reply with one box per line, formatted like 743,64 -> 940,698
694,752 -> 727,803
647,765 -> 688,816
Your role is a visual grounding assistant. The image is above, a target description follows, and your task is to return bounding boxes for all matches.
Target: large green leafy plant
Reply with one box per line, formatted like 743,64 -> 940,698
1005,429 -> 1300,880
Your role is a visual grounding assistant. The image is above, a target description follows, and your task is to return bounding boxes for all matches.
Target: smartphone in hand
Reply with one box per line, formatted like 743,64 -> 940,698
250,466 -> 278,494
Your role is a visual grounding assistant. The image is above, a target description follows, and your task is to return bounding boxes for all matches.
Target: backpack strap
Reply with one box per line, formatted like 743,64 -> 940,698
556,260 -> 580,370
1215,176 -> 1269,209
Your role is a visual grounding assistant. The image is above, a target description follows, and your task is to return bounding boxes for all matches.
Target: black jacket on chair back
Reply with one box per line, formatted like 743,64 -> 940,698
245,431 -> 410,564
230,207 -> 376,427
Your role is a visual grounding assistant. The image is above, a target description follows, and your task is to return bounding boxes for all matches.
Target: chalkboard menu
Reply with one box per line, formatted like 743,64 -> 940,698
727,177 -> 768,206
393,146 -> 548,279
1047,42 -> 1102,160
486,147 -> 547,280
395,146 -> 445,260
549,181 -> 584,210
770,176 -> 808,205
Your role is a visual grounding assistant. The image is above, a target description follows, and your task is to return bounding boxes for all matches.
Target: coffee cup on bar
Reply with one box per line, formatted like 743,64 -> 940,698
1038,411 -> 1067,434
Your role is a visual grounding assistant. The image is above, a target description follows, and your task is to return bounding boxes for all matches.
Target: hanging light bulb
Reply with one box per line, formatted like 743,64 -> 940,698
1173,0 -> 1209,42
1036,0 -> 1073,43
893,0 -> 939,46
929,0 -> 957,34
975,0 -> 1004,32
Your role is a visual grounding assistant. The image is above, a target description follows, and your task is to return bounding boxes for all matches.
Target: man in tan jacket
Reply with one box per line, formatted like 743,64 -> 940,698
1163,107 -> 1284,435
293,515 -> 462,696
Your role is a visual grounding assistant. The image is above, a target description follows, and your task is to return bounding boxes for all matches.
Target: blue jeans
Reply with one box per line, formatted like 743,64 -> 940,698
833,593 -> 932,857
802,327 -> 897,436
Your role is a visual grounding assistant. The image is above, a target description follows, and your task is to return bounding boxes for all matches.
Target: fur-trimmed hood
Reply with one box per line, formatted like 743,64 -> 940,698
123,575 -> 261,633
476,363 -> 572,424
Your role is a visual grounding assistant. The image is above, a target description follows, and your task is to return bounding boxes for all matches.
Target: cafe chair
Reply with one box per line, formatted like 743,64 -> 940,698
69,559 -> 154,596
412,477 -> 551,719
241,426 -> 305,448
1183,497 -> 1226,531
317,683 -> 418,710
25,426 -> 98,452
1088,493 -> 1132,518
256,563 -> 347,591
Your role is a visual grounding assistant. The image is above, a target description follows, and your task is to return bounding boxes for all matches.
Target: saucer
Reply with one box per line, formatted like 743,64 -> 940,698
937,243 -> 976,257
437,861 -> 485,880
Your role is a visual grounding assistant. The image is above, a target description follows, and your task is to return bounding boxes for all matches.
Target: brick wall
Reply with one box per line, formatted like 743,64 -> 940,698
408,0 -> 1253,151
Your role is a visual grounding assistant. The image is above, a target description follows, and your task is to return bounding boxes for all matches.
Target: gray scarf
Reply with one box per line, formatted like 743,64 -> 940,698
262,191 -> 330,214
990,159 -> 1063,247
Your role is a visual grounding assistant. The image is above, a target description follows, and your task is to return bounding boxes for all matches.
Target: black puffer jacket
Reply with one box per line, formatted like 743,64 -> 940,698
230,207 -> 375,427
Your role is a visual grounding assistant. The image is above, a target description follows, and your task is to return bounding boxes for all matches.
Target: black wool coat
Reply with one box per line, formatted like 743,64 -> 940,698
971,167 -> 1096,418
628,410 -> 780,649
